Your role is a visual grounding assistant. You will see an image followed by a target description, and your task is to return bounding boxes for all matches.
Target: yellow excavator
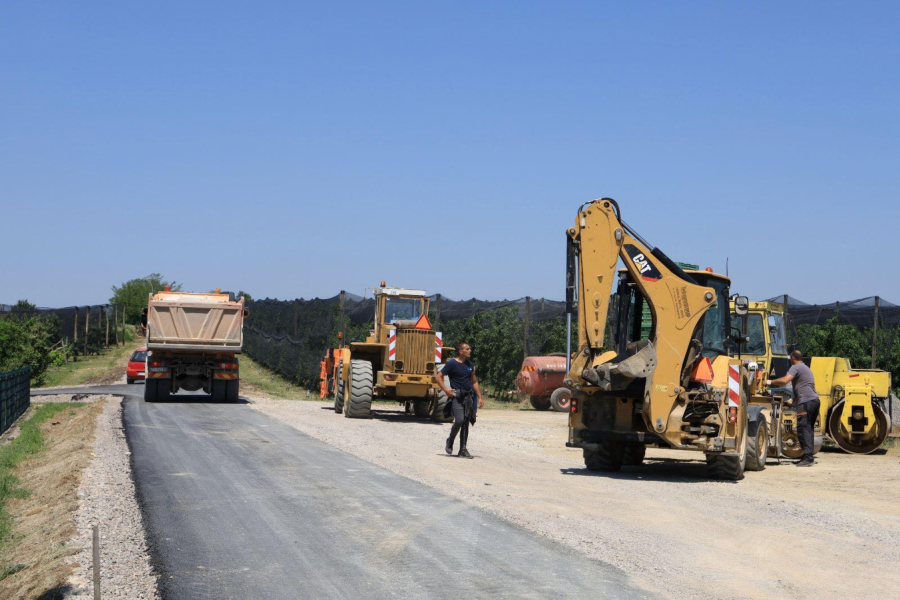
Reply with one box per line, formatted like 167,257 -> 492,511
564,198 -> 767,480
731,299 -> 892,454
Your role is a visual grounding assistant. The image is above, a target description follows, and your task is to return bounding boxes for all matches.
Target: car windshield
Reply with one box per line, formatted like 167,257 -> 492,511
383,297 -> 422,324
131,351 -> 147,362
768,313 -> 788,355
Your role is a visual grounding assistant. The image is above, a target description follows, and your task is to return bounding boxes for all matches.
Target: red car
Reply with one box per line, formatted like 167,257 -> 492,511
127,348 -> 148,384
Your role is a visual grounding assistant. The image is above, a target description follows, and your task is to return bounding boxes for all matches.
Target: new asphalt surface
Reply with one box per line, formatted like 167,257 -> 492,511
35,385 -> 648,599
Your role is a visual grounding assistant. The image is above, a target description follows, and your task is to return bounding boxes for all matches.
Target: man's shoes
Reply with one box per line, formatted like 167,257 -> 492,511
458,449 -> 473,459
795,458 -> 814,467
445,438 -> 453,455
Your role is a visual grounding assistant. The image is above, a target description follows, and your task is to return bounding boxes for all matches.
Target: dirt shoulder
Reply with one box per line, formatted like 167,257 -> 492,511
249,399 -> 900,600
0,401 -> 103,599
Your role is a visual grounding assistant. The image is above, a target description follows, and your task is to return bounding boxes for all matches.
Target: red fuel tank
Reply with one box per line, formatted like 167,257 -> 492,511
515,355 -> 568,398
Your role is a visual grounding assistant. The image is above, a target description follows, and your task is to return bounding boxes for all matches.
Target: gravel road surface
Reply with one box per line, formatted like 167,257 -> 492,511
251,399 -> 900,600
120,394 -> 648,599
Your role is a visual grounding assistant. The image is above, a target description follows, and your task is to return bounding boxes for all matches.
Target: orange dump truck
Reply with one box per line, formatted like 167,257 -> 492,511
141,290 -> 248,402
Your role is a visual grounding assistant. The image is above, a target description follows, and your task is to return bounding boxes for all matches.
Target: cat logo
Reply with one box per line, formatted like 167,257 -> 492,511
624,244 -> 662,282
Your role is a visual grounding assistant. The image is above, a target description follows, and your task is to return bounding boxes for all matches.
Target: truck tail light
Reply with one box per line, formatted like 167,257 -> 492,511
219,362 -> 239,370
570,398 -> 578,413
727,407 -> 737,423
149,360 -> 166,367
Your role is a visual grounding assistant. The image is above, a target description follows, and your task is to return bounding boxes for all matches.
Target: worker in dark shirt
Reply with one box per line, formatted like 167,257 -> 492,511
435,342 -> 484,459
768,350 -> 820,467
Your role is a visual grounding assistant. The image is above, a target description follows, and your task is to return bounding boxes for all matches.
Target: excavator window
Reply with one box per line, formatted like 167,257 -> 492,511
768,313 -> 788,355
696,277 -> 730,358
383,297 -> 423,324
741,314 -> 766,355
611,275 -> 654,354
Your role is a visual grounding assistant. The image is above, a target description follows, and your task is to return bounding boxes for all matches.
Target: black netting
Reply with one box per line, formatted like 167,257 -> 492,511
0,304 -> 121,356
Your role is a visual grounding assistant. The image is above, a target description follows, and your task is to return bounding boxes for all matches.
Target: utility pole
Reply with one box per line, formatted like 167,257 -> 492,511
339,290 -> 346,341
73,309 -> 79,361
435,293 -> 442,331
871,296 -> 880,369
113,304 -> 119,346
105,305 -> 110,350
84,306 -> 90,356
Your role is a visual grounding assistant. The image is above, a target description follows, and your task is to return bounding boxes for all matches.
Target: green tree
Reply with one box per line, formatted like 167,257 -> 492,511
237,290 -> 253,303
0,315 -> 59,385
110,274 -> 181,325
11,300 -> 36,313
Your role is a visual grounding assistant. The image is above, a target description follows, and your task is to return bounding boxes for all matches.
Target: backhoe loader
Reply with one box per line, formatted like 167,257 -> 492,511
564,198 -> 766,480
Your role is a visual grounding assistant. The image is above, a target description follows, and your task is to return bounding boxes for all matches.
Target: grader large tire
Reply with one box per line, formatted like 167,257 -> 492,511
550,387 -> 571,412
583,440 -> 625,472
530,396 -> 552,411
343,359 -> 373,418
413,400 -> 431,418
334,360 -> 345,414
622,442 -> 646,466
828,399 -> 890,454
745,416 -> 768,472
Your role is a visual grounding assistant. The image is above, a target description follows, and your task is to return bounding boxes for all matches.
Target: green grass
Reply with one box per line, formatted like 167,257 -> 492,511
0,403 -> 84,544
40,340 -> 141,388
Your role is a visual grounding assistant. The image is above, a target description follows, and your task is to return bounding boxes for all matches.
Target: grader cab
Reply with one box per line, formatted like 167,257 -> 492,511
331,284 -> 453,421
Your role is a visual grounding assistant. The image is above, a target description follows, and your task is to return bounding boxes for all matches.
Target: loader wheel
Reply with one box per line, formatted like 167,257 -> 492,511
827,399 -> 889,454
144,379 -> 158,402
550,387 -> 571,412
431,387 -> 452,423
413,400 -> 431,418
622,442 -> 646,466
583,440 -> 625,472
334,360 -> 345,413
530,396 -> 552,411
344,359 -> 373,418
745,416 -> 768,472
226,379 -> 240,403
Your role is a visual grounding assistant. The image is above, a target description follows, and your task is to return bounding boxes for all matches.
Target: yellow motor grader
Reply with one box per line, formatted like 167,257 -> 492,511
731,299 -> 892,454
563,198 -> 769,480
332,283 -> 453,421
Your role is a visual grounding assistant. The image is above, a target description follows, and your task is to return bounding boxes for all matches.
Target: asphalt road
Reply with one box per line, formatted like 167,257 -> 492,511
36,386 -> 647,599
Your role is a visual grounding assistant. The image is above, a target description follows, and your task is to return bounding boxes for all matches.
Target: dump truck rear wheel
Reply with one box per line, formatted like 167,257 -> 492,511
344,359 -> 373,418
622,442 -> 646,466
746,416 -> 768,471
144,379 -> 157,402
583,441 -> 625,472
334,360 -> 345,413
156,379 -> 171,401
226,379 -> 240,403
530,396 -> 552,411
550,387 -> 571,412
211,379 -> 227,402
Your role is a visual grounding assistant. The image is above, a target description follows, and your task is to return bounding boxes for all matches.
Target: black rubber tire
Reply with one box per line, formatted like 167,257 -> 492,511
430,379 -> 452,422
226,379 -> 240,403
144,379 -> 158,402
413,401 -> 431,418
550,387 -> 571,412
127,377 -> 135,385
622,442 -> 646,466
211,379 -> 227,402
334,360 -> 345,414
156,378 -> 171,401
530,396 -> 552,411
344,359 -> 373,418
583,440 -> 626,472
746,417 -> 768,472
706,400 -> 749,481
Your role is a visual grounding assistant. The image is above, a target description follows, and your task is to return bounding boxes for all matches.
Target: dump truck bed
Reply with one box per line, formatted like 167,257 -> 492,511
146,292 -> 245,352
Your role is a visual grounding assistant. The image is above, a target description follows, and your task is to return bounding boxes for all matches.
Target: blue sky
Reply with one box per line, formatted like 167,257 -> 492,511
1,1 -> 897,307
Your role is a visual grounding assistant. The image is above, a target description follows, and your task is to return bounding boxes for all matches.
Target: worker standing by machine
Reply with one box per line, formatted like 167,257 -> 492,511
436,342 -> 484,459
768,350 -> 820,467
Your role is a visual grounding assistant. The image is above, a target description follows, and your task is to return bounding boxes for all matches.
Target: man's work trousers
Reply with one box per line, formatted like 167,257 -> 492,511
447,391 -> 474,453
796,398 -> 821,461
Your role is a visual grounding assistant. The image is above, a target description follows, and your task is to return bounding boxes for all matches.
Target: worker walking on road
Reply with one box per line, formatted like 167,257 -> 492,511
768,350 -> 821,467
436,342 -> 484,459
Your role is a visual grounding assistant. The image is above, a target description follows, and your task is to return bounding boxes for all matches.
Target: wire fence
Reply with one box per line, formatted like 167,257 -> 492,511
0,303 -> 129,357
0,367 -> 30,435
245,291 -> 900,394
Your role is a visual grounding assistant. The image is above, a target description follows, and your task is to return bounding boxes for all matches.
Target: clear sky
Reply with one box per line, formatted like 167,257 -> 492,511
2,1 -> 897,307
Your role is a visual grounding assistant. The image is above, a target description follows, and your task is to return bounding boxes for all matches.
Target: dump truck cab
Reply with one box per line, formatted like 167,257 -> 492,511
333,284 -> 452,421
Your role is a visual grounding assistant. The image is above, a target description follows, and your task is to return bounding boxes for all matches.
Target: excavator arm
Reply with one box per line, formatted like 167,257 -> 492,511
565,198 -> 718,436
